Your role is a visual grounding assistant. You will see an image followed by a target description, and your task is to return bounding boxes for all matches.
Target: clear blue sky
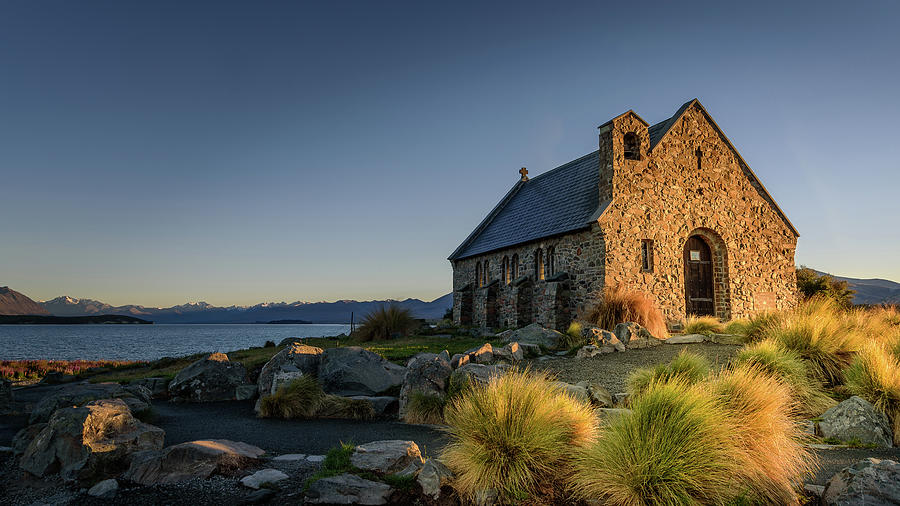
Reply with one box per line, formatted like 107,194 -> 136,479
2,1 -> 898,307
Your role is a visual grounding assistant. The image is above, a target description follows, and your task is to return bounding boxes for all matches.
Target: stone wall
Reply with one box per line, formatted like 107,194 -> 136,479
597,104 -> 797,322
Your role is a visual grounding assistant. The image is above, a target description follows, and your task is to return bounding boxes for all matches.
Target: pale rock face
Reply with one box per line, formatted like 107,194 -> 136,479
29,382 -> 152,424
168,353 -> 249,402
502,323 -> 566,350
822,458 -> 900,505
349,440 -> 424,475
665,334 -> 707,344
305,473 -> 393,505
398,353 -> 452,420
817,396 -> 893,448
240,468 -> 289,489
123,439 -> 265,485
318,347 -> 405,397
552,381 -> 591,405
417,458 -> 454,500
614,322 -> 663,349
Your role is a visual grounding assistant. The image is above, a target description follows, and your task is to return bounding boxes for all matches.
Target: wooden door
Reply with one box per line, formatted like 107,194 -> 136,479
684,236 -> 715,316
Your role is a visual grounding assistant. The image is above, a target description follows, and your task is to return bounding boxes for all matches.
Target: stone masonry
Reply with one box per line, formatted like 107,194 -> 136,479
451,99 -> 798,330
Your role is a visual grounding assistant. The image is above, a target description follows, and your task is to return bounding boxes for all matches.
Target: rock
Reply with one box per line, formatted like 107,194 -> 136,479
450,353 -> 469,369
1,378 -> 12,413
665,334 -> 706,344
449,363 -> 503,390
399,353 -> 452,419
29,382 -> 152,424
349,396 -> 399,416
438,350 -> 451,364
20,398 -> 164,481
577,381 -> 613,407
804,484 -> 824,501
318,347 -> 405,397
133,377 -> 170,399
475,488 -> 499,506
552,382 -> 591,404
614,322 -> 663,349
123,439 -> 265,485
168,353 -> 249,402
256,343 -> 323,400
240,468 -> 289,489
595,408 -> 632,422
12,423 -> 46,456
87,478 -> 118,498
492,342 -> 524,362
272,453 -> 307,462
613,393 -> 629,406
822,458 -> 900,505
235,385 -> 258,401
350,440 -> 424,474
466,343 -> 494,364
305,473 -> 393,505
576,345 -> 613,358
504,323 -> 566,350
306,455 -> 325,463
818,396 -> 893,448
517,342 -> 542,358
417,458 -> 454,500
578,323 -> 626,352
242,488 -> 277,504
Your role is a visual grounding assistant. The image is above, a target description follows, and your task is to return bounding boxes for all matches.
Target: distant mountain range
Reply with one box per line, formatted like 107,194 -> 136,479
813,271 -> 900,305
0,287 -> 50,316
36,293 -> 453,324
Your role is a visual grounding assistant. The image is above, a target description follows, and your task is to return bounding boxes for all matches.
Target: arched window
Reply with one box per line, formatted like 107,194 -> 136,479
535,249 -> 544,281
483,260 -> 490,286
547,246 -> 555,277
511,254 -> 519,280
475,262 -> 482,288
624,132 -> 640,160
502,256 -> 510,285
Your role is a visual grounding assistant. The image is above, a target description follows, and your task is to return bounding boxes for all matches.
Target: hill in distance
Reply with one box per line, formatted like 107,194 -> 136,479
0,286 -> 51,316
813,270 -> 900,305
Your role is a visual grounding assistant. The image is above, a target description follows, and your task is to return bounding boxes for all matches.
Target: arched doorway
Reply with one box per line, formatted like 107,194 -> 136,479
684,235 -> 715,316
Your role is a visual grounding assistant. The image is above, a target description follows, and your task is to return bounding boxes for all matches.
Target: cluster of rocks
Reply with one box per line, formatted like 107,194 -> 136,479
571,321 -> 665,358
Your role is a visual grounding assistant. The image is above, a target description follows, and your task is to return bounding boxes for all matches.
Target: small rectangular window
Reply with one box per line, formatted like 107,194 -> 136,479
641,239 -> 654,272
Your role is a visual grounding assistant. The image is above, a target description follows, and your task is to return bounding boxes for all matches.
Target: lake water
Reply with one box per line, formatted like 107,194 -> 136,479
0,324 -> 353,361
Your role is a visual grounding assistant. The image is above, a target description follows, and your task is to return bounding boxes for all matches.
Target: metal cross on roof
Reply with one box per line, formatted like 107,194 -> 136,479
519,167 -> 529,181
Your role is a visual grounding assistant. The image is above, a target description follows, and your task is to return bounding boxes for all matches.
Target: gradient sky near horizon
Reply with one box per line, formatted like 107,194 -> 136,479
2,0 -> 898,307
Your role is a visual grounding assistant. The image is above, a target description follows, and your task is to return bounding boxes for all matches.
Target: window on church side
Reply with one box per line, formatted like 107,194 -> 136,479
502,256 -> 510,285
624,132 -> 640,160
535,249 -> 544,281
475,262 -> 482,288
641,239 -> 654,272
483,260 -> 490,286
547,247 -> 555,277
511,254 -> 519,280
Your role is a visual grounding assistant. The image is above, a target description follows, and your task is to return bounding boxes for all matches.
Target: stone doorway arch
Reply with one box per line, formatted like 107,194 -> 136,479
683,228 -> 731,320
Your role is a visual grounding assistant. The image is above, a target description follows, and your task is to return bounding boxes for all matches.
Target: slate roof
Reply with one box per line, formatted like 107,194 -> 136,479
448,151 -> 603,260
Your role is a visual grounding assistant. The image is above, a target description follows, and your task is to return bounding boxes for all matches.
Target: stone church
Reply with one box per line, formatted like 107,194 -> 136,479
449,99 -> 798,330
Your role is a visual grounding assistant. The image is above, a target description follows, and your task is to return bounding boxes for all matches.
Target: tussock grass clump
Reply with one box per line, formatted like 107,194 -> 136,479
564,321 -> 588,349
259,376 -> 374,420
738,311 -> 783,344
259,375 -> 323,419
707,366 -> 815,504
682,315 -> 725,336
356,305 -> 418,341
442,369 -> 597,503
583,285 -> 669,339
761,298 -> 863,385
405,391 -> 446,424
572,380 -> 737,505
724,318 -> 750,337
626,350 -> 710,397
733,340 -> 835,417
845,342 -> 900,444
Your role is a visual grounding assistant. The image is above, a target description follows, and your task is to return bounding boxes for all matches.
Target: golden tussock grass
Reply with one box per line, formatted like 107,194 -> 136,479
583,285 -> 669,339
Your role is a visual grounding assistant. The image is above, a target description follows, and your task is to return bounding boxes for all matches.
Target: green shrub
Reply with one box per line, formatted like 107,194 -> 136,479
845,342 -> 900,444
259,375 -> 323,419
442,368 -> 597,503
683,315 -> 725,335
707,365 -> 815,504
763,298 -> 863,385
405,391 -> 446,424
733,339 -> 835,417
796,266 -> 855,308
583,285 -> 669,339
572,380 -> 737,505
626,350 -> 711,397
357,305 -> 418,341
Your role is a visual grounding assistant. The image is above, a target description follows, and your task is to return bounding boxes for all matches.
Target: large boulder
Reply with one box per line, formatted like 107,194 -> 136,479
614,322 -> 663,349
240,468 -> 289,489
168,352 -> 249,402
1,378 -> 12,414
20,398 -> 164,481
12,423 -> 47,456
399,354 -> 452,419
818,396 -> 893,448
577,322 -> 626,352
257,343 -> 323,398
492,342 -> 524,362
306,473 -> 393,505
132,377 -> 170,399
417,458 -> 454,500
822,458 -> 900,505
449,363 -> 504,391
29,382 -> 152,424
350,440 -> 424,475
552,382 -> 591,404
318,347 -> 405,396
123,439 -> 265,485
503,323 -> 566,350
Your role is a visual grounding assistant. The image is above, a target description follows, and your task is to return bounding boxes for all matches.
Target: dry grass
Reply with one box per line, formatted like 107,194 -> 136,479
706,365 -> 815,504
626,349 -> 711,397
442,368 -> 597,503
259,375 -> 373,420
733,339 -> 835,417
356,304 -> 418,341
404,391 -> 446,424
583,285 -> 669,339
682,315 -> 725,336
844,341 -> 900,445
